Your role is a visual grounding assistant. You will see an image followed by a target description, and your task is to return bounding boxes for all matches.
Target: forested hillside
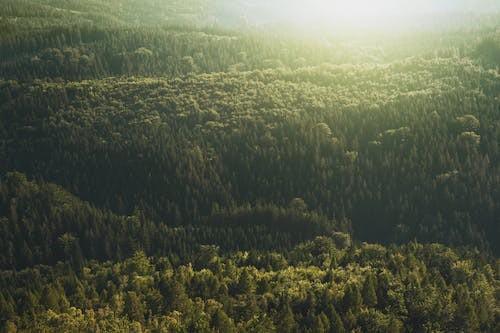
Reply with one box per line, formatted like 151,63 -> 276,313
0,0 -> 499,332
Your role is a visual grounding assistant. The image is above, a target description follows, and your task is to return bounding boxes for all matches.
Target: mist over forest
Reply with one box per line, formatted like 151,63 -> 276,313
206,0 -> 500,32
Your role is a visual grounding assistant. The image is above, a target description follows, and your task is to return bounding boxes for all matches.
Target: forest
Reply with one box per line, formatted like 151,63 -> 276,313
0,0 -> 499,332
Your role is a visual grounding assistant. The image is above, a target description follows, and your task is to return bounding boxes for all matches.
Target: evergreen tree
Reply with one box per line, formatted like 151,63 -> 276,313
343,284 -> 362,312
161,278 -> 190,313
40,286 -> 61,311
0,294 -> 15,322
124,292 -> 145,323
236,270 -> 255,295
326,305 -> 345,333
211,309 -> 236,333
362,274 -> 378,307
278,303 -> 297,333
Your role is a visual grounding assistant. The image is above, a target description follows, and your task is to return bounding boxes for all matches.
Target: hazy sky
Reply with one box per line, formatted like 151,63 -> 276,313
214,0 -> 500,27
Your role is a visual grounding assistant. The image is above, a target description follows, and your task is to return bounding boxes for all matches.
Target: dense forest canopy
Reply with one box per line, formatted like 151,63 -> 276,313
0,0 -> 499,332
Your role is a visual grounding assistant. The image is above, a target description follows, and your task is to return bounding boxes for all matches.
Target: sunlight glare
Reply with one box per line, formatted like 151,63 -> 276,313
289,0 -> 433,28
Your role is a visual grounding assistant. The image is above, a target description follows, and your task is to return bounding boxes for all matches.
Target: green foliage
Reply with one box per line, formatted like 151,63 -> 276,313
212,308 -> 236,333
124,291 -> 145,323
343,283 -> 362,312
474,37 -> 500,67
2,57 -> 499,255
0,240 -> 497,332
0,1 -> 499,332
362,274 -> 378,307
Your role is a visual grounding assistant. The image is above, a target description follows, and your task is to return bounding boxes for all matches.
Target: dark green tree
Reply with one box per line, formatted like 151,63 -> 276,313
124,291 -> 145,323
343,284 -> 362,312
278,303 -> 297,333
362,274 -> 378,307
211,308 -> 236,333
326,305 -> 345,333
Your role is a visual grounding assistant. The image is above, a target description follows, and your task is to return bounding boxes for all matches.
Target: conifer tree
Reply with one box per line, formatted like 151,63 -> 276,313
362,274 -> 378,307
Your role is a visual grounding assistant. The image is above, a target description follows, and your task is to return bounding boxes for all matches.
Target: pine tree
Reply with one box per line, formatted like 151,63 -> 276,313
343,284 -> 362,312
311,313 -> 327,333
256,278 -> 271,294
326,305 -> 345,333
387,317 -> 404,333
124,291 -> 145,323
161,278 -> 190,313
278,303 -> 297,333
0,294 -> 15,321
40,285 -> 60,311
318,312 -> 330,332
362,274 -> 378,307
211,309 -> 236,333
236,270 -> 255,294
